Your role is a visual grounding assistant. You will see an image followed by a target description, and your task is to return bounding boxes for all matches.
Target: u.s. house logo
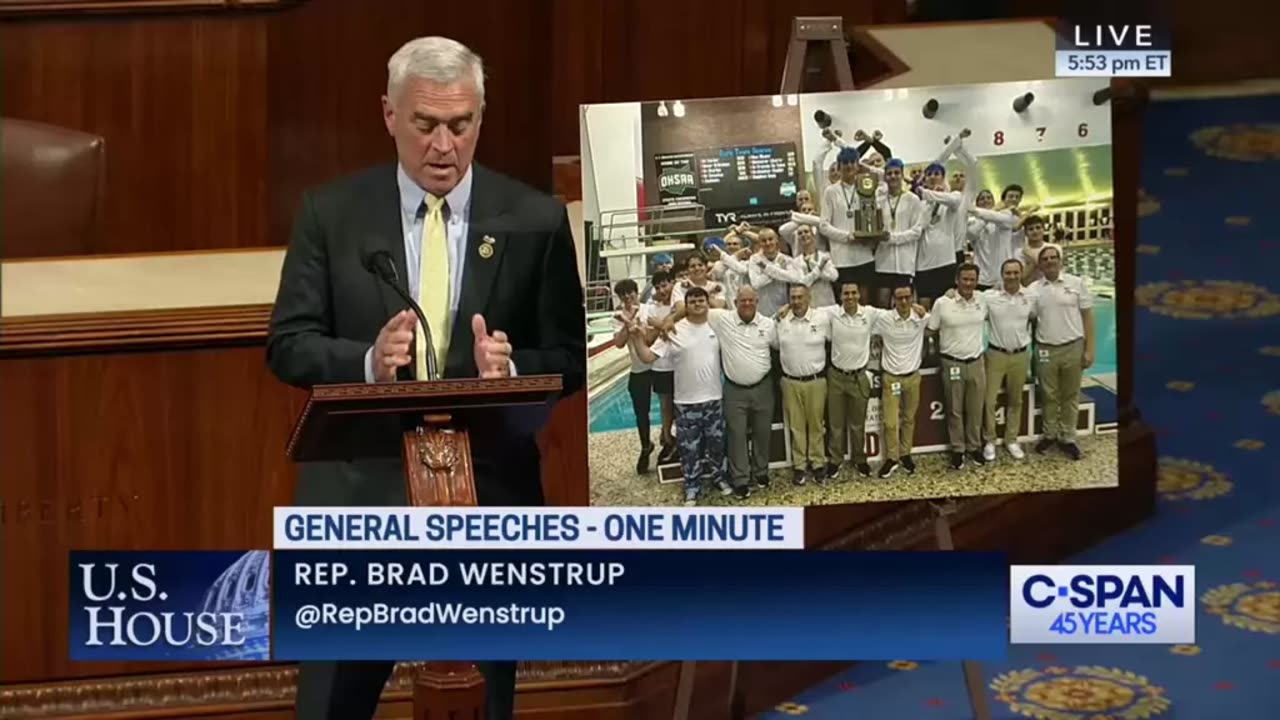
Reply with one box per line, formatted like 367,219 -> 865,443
71,551 -> 271,661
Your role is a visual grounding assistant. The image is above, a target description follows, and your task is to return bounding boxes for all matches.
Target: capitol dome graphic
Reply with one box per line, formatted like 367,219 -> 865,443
192,550 -> 271,660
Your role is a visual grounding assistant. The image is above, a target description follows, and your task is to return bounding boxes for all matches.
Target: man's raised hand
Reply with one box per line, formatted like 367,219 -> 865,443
372,310 -> 416,382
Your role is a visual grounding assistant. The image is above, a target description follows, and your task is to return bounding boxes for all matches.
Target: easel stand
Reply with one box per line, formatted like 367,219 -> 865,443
930,499 -> 994,720
671,16 -> 855,720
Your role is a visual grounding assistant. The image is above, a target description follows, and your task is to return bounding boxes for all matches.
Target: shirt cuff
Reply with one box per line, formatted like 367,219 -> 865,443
509,359 -> 518,377
364,346 -> 377,383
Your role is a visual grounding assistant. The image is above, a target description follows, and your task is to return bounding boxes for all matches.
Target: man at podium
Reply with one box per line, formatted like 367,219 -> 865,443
266,35 -> 585,720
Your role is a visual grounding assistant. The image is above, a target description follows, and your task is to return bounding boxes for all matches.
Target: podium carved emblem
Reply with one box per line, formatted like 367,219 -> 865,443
417,429 -> 459,470
404,424 -> 476,507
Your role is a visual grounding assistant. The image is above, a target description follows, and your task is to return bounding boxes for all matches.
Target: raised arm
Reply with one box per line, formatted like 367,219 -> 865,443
628,327 -> 661,364
955,139 -> 980,210
818,254 -> 839,282
970,206 -> 1018,228
765,255 -> 805,283
934,132 -> 964,165
920,187 -> 962,208
712,245 -> 749,275
748,257 -> 775,289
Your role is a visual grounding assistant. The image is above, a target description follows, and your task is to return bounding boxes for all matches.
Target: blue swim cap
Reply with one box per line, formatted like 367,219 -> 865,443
653,253 -> 674,266
885,158 -> 905,170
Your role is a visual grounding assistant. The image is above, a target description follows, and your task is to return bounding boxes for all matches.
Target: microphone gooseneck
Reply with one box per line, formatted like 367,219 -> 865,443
361,249 -> 439,381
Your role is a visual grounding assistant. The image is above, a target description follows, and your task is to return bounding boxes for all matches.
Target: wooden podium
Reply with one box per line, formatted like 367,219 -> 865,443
287,373 -> 564,719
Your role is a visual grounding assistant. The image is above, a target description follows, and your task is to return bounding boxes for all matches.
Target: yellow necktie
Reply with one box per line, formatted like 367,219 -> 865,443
416,194 -> 450,379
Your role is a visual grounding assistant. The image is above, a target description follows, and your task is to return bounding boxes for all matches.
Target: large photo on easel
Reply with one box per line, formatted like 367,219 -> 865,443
581,77 -> 1119,509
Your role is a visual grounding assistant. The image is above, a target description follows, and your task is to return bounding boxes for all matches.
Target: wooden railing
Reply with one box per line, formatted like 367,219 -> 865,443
0,0 -> 292,17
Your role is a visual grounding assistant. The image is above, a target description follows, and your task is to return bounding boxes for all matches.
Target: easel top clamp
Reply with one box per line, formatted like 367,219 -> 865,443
779,16 -> 856,94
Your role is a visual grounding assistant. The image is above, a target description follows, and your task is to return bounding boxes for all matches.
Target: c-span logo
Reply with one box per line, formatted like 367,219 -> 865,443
1010,565 -> 1195,644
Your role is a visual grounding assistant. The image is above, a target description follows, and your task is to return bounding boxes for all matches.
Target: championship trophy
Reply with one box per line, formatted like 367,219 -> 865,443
852,173 -> 886,238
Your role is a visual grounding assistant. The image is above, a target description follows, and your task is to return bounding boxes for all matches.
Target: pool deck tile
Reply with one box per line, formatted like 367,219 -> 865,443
589,429 -> 1118,508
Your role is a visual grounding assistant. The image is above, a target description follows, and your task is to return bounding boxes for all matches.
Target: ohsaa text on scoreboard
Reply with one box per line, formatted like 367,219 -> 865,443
272,507 -> 805,550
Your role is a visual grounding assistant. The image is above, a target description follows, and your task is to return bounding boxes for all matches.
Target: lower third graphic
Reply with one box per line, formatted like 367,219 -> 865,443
1010,565 -> 1196,644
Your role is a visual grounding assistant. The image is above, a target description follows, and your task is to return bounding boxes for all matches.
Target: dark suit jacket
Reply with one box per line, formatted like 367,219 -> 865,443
267,162 -> 585,508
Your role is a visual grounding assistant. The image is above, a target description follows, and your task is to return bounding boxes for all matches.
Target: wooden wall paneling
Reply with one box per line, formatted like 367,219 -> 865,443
0,13 -> 270,256
264,0 -> 554,249
0,345 -> 305,684
549,0 -> 909,158
0,1 -> 294,17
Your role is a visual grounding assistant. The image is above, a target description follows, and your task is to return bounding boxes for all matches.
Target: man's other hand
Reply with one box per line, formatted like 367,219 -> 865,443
373,310 -> 416,382
472,314 -> 513,379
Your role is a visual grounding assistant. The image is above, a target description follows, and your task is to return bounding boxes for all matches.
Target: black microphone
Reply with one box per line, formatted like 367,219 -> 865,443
361,248 -> 438,381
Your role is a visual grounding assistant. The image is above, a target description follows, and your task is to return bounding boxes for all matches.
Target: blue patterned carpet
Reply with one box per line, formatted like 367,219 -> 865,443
765,93 -> 1280,719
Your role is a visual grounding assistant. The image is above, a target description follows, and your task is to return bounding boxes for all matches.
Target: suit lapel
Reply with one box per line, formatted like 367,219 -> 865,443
369,164 -> 410,321
449,165 -> 507,374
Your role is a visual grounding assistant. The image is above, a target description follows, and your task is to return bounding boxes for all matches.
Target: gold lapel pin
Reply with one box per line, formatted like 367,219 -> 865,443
478,242 -> 495,259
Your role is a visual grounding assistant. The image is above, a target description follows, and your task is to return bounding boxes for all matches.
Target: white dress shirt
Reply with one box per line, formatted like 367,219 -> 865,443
874,308 -> 930,375
707,309 -> 777,385
926,292 -> 988,360
1030,273 -> 1093,345
982,285 -> 1037,351
747,252 -> 795,317
874,190 -> 926,275
820,181 -> 875,268
711,251 -> 750,305
968,216 -> 1005,286
777,309 -> 829,377
970,207 -> 1018,272
650,319 -> 722,405
787,250 -> 839,307
915,135 -> 978,270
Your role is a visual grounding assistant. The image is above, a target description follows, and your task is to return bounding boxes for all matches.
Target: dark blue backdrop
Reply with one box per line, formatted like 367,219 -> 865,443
271,550 -> 1008,661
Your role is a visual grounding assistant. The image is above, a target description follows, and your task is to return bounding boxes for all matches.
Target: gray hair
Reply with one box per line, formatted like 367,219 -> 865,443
386,36 -> 485,105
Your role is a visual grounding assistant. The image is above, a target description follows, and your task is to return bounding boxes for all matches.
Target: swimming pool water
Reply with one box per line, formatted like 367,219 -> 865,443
589,298 -> 1117,435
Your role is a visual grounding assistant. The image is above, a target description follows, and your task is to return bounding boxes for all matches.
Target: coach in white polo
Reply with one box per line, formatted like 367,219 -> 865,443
927,263 -> 988,470
1029,244 -> 1094,460
820,281 -> 895,480
981,258 -> 1037,461
873,282 -> 929,478
776,285 -> 829,485
661,286 -> 776,496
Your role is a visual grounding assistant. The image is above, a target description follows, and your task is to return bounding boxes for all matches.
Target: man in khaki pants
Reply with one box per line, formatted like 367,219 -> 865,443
926,263 -> 988,470
981,258 -> 1037,461
872,283 -> 929,478
1029,245 -> 1095,460
776,285 -> 829,485
821,282 -> 895,480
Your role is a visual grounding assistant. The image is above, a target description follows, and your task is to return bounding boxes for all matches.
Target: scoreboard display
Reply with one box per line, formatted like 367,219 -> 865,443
653,143 -> 800,226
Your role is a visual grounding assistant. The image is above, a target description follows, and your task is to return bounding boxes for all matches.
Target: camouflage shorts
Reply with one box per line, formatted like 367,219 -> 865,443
674,400 -> 726,492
